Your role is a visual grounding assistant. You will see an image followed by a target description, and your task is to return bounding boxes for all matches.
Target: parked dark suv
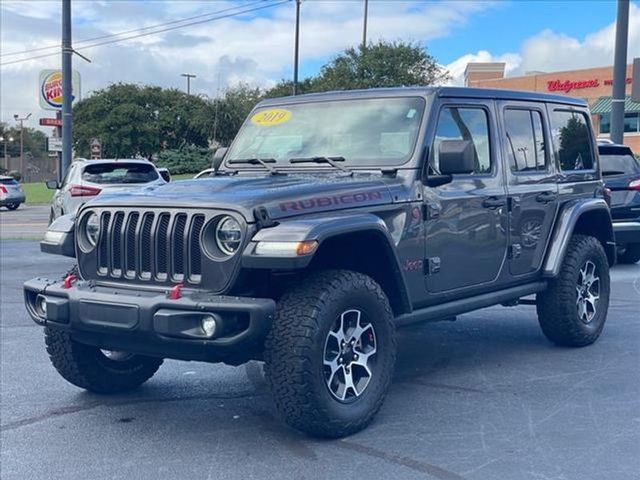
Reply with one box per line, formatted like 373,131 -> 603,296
599,142 -> 640,264
25,87 -> 615,438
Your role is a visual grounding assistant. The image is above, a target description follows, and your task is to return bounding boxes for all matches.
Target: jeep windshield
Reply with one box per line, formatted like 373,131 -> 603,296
225,97 -> 425,169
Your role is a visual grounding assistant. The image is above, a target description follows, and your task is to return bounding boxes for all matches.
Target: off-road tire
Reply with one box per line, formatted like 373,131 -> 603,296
264,270 -> 396,438
618,243 -> 640,264
6,203 -> 19,210
45,328 -> 163,393
44,263 -> 162,393
536,234 -> 610,347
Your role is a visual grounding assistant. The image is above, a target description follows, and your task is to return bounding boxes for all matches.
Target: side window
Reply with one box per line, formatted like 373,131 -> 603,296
504,109 -> 547,173
551,110 -> 595,171
431,107 -> 491,174
61,165 -> 75,187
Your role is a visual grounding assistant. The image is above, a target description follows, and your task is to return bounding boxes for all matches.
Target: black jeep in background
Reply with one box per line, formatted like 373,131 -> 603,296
25,87 -> 615,438
599,142 -> 640,264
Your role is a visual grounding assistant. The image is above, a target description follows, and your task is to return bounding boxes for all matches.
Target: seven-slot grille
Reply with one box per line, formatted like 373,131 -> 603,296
96,210 -> 206,284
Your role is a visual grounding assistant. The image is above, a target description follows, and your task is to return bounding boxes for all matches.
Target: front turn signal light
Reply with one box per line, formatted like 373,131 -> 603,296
254,240 -> 318,257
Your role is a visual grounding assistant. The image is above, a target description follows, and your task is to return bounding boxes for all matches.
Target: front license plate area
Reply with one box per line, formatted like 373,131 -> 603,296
78,301 -> 140,329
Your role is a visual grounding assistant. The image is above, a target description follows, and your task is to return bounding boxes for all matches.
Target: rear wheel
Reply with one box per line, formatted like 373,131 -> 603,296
618,243 -> 640,264
45,328 -> 163,393
536,234 -> 610,347
264,270 -> 396,438
5,203 -> 19,210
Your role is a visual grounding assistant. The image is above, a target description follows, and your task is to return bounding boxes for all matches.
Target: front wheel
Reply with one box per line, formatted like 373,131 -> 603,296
45,328 -> 163,393
264,270 -> 396,438
536,234 -> 610,347
5,203 -> 19,210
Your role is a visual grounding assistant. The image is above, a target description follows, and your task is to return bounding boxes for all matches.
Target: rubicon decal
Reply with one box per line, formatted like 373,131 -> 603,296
279,191 -> 384,212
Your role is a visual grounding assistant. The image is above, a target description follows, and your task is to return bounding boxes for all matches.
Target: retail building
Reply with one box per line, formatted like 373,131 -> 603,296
465,63 -> 639,152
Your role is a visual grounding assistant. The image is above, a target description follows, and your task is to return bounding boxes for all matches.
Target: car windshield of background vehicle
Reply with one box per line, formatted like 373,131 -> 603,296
599,153 -> 640,174
82,163 -> 159,184
225,97 -> 425,168
551,110 -> 595,171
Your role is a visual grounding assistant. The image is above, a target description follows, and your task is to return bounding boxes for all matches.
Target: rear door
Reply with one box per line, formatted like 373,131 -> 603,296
423,99 -> 509,293
498,101 -> 559,277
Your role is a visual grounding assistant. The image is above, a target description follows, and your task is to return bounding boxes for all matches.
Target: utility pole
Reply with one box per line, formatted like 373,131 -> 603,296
13,113 -> 31,177
181,73 -> 196,94
362,0 -> 369,49
611,0 -> 629,144
293,0 -> 301,95
61,0 -> 73,179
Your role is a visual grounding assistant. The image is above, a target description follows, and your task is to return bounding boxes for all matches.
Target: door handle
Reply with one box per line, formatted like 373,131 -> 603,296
482,197 -> 506,209
536,191 -> 558,203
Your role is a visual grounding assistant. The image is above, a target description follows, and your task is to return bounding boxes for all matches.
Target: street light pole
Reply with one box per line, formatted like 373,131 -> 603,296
13,113 -> 31,177
611,0 -> 630,144
362,0 -> 368,49
181,73 -> 196,94
293,0 -> 301,95
61,0 -> 73,180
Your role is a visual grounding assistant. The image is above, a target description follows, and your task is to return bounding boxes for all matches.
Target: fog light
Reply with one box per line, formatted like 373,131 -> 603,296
36,295 -> 47,317
201,316 -> 217,337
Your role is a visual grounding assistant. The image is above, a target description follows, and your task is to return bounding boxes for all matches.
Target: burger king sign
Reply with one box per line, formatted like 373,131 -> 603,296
39,69 -> 81,110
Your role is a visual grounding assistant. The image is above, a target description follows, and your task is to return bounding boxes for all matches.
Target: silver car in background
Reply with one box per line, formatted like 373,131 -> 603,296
0,175 -> 26,210
47,159 -> 166,222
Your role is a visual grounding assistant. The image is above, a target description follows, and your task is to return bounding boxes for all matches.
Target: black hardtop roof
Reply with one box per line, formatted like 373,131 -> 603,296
258,86 -> 588,108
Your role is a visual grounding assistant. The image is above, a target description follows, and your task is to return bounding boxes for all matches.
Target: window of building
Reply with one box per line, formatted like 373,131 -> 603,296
599,112 -> 640,134
504,109 -> 547,172
431,107 -> 491,174
551,110 -> 595,171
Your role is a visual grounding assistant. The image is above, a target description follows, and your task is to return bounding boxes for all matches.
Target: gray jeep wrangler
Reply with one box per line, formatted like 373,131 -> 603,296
24,87 -> 615,438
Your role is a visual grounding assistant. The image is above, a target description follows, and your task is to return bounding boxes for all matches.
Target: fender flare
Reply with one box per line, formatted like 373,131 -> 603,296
542,198 -> 614,277
40,213 -> 76,258
242,212 -> 412,311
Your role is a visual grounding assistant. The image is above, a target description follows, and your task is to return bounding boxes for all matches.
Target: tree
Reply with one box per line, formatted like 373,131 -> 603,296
73,84 -> 211,158
265,40 -> 449,98
207,84 -> 263,146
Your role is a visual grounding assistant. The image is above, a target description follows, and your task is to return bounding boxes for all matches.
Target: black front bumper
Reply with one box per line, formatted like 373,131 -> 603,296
613,221 -> 640,246
23,278 -> 276,364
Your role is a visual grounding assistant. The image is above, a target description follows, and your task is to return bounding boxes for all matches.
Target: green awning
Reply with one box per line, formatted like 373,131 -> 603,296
590,96 -> 640,114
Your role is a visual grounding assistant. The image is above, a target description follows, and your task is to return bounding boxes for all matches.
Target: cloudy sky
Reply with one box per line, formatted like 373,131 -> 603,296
1,0 -> 639,132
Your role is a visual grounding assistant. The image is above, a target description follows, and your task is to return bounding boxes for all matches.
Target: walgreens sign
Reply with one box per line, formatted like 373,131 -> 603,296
547,77 -> 632,93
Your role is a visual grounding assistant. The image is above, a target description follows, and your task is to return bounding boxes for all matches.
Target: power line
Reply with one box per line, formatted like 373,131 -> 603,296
0,0 -> 271,58
1,0 -> 287,66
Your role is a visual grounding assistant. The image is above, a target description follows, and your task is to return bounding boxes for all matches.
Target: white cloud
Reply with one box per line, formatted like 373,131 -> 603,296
0,0 -> 496,130
446,2 -> 640,85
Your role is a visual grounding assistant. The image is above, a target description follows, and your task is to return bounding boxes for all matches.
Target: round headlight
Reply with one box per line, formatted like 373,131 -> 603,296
85,212 -> 100,247
215,216 -> 242,255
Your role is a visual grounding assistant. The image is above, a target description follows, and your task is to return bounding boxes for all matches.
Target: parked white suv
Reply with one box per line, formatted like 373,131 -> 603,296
47,159 -> 166,223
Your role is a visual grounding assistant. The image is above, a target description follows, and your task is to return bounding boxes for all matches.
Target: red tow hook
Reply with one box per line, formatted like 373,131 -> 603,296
63,274 -> 77,289
169,283 -> 184,300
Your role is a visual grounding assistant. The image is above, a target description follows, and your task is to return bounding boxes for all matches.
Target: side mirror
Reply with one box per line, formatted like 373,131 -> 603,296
157,168 -> 171,182
438,140 -> 475,175
212,147 -> 228,173
46,180 -> 59,190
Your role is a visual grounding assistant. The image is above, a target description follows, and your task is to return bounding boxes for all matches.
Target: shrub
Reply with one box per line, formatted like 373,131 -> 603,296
155,146 -> 212,175
8,170 -> 22,181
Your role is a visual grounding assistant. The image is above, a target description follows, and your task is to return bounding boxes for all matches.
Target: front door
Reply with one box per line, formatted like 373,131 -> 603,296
424,101 -> 509,293
498,102 -> 559,277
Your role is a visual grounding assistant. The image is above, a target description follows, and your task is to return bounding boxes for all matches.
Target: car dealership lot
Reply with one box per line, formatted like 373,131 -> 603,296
1,239 -> 638,480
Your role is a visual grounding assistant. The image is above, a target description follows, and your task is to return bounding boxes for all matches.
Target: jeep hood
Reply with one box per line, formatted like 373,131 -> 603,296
86,173 -> 396,222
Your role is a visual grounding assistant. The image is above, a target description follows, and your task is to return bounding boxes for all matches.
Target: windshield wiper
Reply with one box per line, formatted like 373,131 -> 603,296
227,158 -> 280,175
289,156 -> 351,174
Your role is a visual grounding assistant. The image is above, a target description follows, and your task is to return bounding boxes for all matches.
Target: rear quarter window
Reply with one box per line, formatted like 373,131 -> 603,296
81,163 -> 158,184
550,110 -> 595,172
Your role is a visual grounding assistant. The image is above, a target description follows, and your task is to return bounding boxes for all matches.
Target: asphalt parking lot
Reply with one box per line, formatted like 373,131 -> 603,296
1,220 -> 639,479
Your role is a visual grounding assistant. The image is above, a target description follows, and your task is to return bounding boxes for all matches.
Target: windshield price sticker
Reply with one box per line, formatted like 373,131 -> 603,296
251,109 -> 292,126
